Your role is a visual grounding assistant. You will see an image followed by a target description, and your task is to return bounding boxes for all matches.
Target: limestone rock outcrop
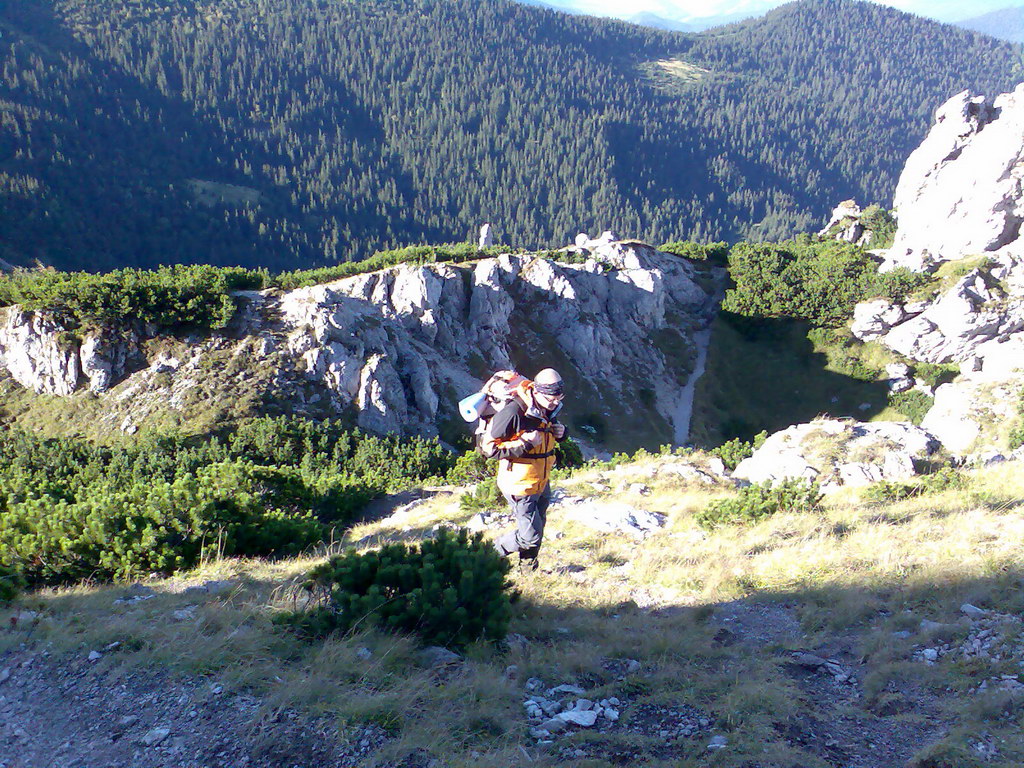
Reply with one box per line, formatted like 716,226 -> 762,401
270,242 -> 718,437
0,307 -> 81,395
884,85 -> 1024,272
733,419 -> 940,492
0,241 -> 720,446
817,200 -> 872,246
856,259 -> 1024,365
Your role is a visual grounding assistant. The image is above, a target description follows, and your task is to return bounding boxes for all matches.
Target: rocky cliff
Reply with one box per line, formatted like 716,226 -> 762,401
854,84 -> 1024,455
0,240 -> 720,451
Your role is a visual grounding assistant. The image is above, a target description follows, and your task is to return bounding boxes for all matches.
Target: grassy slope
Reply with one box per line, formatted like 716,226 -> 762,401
6,456 -> 1024,767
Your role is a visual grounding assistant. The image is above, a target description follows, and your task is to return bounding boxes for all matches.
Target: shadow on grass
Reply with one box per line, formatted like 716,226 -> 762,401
9,557 -> 1024,768
691,313 -> 894,446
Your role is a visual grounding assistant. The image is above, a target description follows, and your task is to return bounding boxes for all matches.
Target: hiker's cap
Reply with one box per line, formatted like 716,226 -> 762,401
534,369 -> 564,397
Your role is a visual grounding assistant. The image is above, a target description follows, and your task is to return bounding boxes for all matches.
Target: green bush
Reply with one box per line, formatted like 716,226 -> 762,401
0,417 -> 459,586
285,529 -> 512,648
858,205 -> 897,249
888,390 -> 934,425
862,468 -> 964,504
446,451 -> 495,486
723,236 -> 927,327
710,431 -> 768,471
555,437 -> 585,469
273,243 -> 512,290
914,362 -> 959,388
458,478 -> 504,515
0,244 -> 513,333
658,241 -> 730,264
1008,387 -> 1024,450
695,478 -> 822,529
0,264 -> 264,331
0,562 -> 22,604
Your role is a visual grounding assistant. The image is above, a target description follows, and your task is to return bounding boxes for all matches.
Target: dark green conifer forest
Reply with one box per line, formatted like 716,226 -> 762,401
1,0 -> 1020,272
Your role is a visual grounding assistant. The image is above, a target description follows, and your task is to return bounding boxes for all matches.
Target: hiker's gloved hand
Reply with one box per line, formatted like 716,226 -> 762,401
550,423 -> 566,439
520,430 -> 542,447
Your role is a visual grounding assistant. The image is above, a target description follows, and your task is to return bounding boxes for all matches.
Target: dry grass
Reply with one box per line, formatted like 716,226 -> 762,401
6,457 -> 1024,766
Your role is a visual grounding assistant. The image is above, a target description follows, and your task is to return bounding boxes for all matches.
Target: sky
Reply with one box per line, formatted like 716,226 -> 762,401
555,0 -> 1024,24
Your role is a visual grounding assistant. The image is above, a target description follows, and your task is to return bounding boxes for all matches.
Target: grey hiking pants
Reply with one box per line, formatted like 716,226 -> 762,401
494,485 -> 551,560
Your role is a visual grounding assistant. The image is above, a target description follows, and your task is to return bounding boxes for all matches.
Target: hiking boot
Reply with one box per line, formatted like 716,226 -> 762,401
518,557 -> 539,575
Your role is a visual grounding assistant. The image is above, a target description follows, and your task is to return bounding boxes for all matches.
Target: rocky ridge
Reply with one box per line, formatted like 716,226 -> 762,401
0,240 -> 720,448
846,84 -> 1024,457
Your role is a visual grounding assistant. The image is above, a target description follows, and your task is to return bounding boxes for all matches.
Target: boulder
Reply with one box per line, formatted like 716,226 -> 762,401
921,377 -> 1021,454
556,497 -> 666,538
885,85 -> 1024,271
817,199 -> 868,245
879,271 -> 1024,364
851,299 -> 907,341
734,419 -> 940,491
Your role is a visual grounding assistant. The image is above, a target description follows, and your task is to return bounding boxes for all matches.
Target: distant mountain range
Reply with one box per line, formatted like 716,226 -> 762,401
1,0 -> 1021,272
956,5 -> 1024,42
516,0 -> 754,30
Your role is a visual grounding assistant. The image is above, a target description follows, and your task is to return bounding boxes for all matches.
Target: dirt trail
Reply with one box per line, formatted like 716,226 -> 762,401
0,646 -> 372,768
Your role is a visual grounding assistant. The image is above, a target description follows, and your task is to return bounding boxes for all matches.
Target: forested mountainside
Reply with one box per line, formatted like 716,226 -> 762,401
957,6 -> 1024,43
1,0 -> 1020,272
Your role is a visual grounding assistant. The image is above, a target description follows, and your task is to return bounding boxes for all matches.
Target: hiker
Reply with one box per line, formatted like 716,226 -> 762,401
485,368 -> 567,572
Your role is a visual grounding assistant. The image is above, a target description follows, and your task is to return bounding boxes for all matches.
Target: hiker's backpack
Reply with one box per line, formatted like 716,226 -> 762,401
458,370 -> 529,458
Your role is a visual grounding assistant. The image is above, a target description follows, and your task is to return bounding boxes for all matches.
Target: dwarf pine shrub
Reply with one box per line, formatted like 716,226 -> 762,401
0,562 -> 22,604
0,244 -> 512,333
0,417 -> 458,586
658,241 -> 730,264
458,477 -> 504,515
862,467 -> 964,504
710,431 -> 768,471
696,478 -> 823,529
723,236 -> 927,327
286,529 -> 512,648
888,390 -> 934,426
1009,388 -> 1024,450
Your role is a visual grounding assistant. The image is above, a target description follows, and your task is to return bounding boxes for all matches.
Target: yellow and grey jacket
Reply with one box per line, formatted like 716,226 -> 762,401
485,386 -> 563,496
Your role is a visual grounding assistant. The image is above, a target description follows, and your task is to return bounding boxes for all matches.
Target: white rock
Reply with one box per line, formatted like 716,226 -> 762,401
548,684 -> 587,696
852,299 -> 907,341
922,377 -> 1019,454
707,735 -> 728,750
557,710 -> 598,728
418,646 -> 462,667
888,85 -> 1024,269
0,307 -> 81,394
562,500 -> 666,537
734,419 -> 938,490
961,603 -> 988,619
141,727 -> 171,746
